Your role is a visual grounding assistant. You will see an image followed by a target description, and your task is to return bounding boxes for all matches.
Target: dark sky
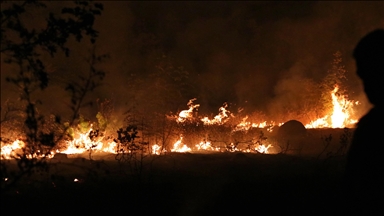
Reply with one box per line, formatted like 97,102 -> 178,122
1,1 -> 384,120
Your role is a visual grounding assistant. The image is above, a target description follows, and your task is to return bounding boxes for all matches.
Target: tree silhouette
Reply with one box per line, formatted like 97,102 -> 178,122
1,0 -> 104,191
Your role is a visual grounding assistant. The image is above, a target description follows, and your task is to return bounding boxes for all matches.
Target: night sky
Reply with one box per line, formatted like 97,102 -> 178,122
1,1 -> 383,121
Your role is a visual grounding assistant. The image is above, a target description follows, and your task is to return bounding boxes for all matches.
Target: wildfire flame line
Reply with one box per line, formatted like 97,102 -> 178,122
1,86 -> 359,159
305,86 -> 358,128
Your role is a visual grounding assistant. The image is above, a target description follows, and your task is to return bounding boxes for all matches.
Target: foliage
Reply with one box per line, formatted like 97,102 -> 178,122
122,52 -> 196,154
1,0 -> 104,191
96,112 -> 107,130
126,52 -> 194,115
318,128 -> 352,160
319,51 -> 349,115
63,121 -> 75,139
149,53 -> 193,111
0,100 -> 25,140
114,125 -> 150,182
335,128 -> 352,156
95,99 -> 112,130
268,76 -> 323,125
78,115 -> 90,133
65,47 -> 108,122
252,130 -> 268,153
317,134 -> 332,159
268,51 -> 350,125
87,128 -> 103,160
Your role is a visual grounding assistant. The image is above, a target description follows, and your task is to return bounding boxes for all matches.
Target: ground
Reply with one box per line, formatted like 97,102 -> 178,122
1,151 -> 348,215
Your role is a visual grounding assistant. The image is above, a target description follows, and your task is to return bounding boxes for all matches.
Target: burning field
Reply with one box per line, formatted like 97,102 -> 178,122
3,1 -> 384,214
1,85 -> 358,214
1,85 -> 358,159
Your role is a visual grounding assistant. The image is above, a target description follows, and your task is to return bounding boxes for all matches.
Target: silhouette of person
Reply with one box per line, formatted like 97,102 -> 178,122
345,29 -> 384,214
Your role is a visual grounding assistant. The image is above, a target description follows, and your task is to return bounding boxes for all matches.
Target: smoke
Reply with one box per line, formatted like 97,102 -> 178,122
1,1 -> 383,121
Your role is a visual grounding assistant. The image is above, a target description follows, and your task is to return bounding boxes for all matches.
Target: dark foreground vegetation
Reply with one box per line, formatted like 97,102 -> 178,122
1,152 -> 348,215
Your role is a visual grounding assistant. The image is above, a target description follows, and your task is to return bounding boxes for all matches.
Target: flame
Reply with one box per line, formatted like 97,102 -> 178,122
102,141 -> 117,153
305,116 -> 329,128
330,86 -> 353,127
234,116 -> 279,132
151,144 -> 162,155
173,99 -> 284,133
1,85 -> 361,160
60,127 -> 97,154
255,144 -> 272,153
171,136 -> 191,153
0,139 -> 56,159
242,143 -> 273,154
305,86 -> 358,128
59,125 -> 116,154
195,141 -> 216,151
201,103 -> 231,125
227,143 -> 239,152
233,117 -> 281,133
233,116 -> 254,131
1,139 -> 25,159
177,98 -> 200,123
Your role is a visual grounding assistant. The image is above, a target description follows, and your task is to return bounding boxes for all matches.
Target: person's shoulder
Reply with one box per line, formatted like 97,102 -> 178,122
358,107 -> 384,126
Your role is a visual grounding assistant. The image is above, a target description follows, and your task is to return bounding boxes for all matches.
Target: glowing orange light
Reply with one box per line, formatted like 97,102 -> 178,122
305,86 -> 358,128
171,136 -> 191,153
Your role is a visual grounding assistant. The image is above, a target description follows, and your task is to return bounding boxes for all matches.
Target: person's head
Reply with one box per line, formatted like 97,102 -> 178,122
353,29 -> 384,106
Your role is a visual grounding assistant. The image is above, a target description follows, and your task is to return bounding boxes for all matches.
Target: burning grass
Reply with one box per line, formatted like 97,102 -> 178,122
0,85 -> 358,211
1,86 -> 358,160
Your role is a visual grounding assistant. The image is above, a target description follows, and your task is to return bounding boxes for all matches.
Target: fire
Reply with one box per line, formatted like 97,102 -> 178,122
177,98 -> 200,123
60,125 -> 116,154
103,141 -> 117,154
151,144 -> 162,155
227,143 -> 239,152
305,86 -> 358,128
330,86 -> 353,128
60,127 -> 99,154
0,139 -> 56,159
1,139 -> 25,159
233,116 -> 279,132
195,141 -> 216,151
201,103 -> 232,125
171,136 -> 191,153
305,116 -> 328,128
175,100 -> 280,132
233,116 -> 255,131
255,144 -> 272,153
1,85 -> 360,160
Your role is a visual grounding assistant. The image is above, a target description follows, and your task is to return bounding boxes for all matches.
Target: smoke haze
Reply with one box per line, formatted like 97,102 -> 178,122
1,1 -> 383,122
